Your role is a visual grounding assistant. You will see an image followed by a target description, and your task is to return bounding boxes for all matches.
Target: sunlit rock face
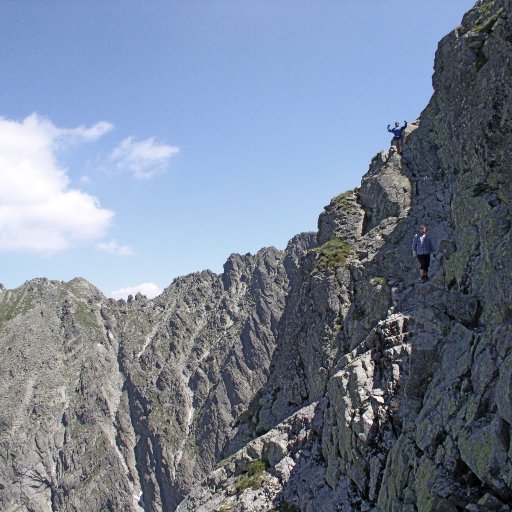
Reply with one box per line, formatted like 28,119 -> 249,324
2,1 -> 512,511
180,1 -> 512,510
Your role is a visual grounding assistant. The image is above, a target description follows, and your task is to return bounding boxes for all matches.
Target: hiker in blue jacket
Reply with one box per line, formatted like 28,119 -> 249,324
387,121 -> 407,154
412,224 -> 434,282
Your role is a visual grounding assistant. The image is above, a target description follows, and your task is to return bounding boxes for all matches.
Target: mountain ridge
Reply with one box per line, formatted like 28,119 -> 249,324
1,0 -> 511,510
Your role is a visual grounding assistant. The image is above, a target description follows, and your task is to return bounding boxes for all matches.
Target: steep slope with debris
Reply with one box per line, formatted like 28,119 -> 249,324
178,1 -> 512,510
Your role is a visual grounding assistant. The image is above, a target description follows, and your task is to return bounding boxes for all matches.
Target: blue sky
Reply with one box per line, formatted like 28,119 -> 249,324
0,1 -> 475,298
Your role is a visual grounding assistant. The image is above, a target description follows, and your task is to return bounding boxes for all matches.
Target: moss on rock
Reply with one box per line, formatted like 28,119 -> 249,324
312,237 -> 353,272
233,459 -> 269,493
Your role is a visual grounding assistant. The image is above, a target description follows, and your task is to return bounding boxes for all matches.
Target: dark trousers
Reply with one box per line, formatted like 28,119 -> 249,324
417,254 -> 430,271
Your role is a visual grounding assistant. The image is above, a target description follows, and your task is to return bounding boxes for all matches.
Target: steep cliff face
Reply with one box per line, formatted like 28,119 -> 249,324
2,1 -> 511,511
178,0 -> 512,510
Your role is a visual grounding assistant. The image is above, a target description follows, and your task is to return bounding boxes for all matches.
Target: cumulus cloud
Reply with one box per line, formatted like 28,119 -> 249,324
110,136 -> 179,179
110,282 -> 162,300
96,239 -> 134,256
0,114 -> 114,253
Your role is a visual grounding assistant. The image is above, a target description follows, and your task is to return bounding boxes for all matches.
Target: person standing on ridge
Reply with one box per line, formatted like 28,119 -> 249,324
387,120 -> 407,154
412,224 -> 434,283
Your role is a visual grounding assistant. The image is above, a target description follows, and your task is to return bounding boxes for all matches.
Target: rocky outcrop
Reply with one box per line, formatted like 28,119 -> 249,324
178,314 -> 413,512
2,1 -> 512,511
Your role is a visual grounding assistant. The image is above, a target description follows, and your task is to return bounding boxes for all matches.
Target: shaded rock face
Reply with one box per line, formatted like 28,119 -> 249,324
2,1 -> 512,511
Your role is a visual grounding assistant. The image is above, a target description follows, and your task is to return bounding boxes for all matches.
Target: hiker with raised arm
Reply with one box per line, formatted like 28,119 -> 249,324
387,120 -> 407,154
412,224 -> 434,283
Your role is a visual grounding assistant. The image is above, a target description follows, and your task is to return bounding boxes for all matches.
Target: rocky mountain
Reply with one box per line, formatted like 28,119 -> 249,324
0,237 -> 315,512
1,0 -> 511,510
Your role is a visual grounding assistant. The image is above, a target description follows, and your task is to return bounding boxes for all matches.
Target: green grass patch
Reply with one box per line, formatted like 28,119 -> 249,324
234,459 -> 269,493
473,7 -> 503,33
312,238 -> 353,272
331,188 -> 360,211
477,1 -> 494,16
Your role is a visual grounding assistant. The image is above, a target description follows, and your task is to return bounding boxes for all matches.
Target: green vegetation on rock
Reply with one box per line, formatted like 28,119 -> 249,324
414,458 -> 437,512
74,302 -> 101,335
312,237 -> 353,272
478,0 -> 494,15
234,459 -> 269,493
473,6 -> 503,33
0,290 -> 34,329
331,188 -> 360,211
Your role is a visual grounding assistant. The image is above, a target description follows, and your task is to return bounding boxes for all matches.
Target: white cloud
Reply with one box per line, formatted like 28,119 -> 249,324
0,114 -> 114,253
96,239 -> 134,256
110,136 -> 179,179
109,282 -> 162,300
61,121 -> 114,142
